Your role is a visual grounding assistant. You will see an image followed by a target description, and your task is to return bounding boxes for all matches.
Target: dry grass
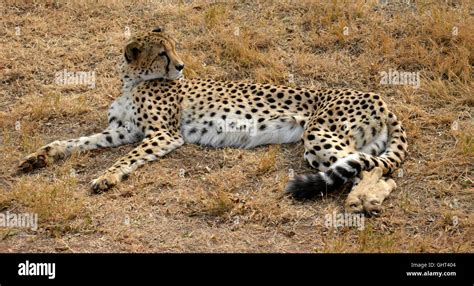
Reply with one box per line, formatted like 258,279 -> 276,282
0,0 -> 472,253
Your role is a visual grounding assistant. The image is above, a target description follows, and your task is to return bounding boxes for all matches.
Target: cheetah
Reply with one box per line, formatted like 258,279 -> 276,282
18,28 -> 408,214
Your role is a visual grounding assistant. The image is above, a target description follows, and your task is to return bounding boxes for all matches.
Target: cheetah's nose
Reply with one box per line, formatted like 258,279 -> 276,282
175,64 -> 184,71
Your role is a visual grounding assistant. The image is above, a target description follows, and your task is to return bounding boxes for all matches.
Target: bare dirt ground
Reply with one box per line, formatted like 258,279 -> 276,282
0,0 -> 472,253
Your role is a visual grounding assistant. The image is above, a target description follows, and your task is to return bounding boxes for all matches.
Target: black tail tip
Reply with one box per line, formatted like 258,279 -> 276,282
285,173 -> 330,200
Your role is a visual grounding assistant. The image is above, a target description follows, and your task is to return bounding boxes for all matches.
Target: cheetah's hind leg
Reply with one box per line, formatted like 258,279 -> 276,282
344,167 -> 397,216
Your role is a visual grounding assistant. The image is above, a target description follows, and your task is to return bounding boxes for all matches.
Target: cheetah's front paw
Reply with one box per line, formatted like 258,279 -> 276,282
91,173 -> 121,193
18,154 -> 48,173
17,143 -> 66,174
18,149 -> 56,173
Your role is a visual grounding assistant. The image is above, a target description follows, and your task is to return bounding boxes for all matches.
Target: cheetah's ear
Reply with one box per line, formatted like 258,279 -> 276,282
124,41 -> 141,63
152,27 -> 163,33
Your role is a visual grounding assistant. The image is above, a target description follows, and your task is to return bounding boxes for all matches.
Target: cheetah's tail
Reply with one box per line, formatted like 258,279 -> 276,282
285,112 -> 407,200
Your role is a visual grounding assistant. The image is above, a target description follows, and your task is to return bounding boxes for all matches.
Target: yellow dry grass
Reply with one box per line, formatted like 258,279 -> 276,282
0,0 -> 472,252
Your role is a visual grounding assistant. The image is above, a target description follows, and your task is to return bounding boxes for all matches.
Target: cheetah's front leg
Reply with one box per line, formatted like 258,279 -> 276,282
17,125 -> 141,173
91,131 -> 184,193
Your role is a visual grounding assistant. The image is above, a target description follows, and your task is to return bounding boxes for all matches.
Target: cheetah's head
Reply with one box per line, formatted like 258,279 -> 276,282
121,27 -> 184,82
